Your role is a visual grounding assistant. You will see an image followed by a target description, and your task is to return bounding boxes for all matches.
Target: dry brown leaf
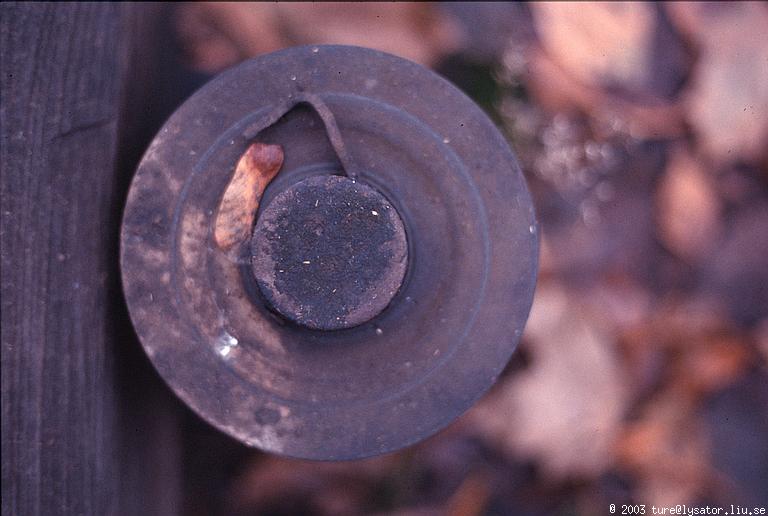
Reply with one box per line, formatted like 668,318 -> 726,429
276,3 -> 462,66
679,335 -> 752,395
616,387 -> 715,507
176,2 -> 462,72
647,297 -> 728,347
617,291 -> 753,403
214,142 -> 283,252
656,147 -> 721,261
526,47 -> 685,139
526,2 -> 690,138
227,454 -> 399,516
472,285 -> 628,478
531,2 -> 656,93
667,2 -> 768,164
444,472 -> 491,516
586,277 -> 652,331
176,2 -> 284,72
530,2 -> 689,99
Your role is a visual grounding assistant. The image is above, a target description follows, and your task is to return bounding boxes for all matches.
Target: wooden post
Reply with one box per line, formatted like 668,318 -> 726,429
2,4 -> 183,515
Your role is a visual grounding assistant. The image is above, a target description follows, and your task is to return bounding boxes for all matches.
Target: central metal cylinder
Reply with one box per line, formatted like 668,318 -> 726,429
250,175 -> 408,330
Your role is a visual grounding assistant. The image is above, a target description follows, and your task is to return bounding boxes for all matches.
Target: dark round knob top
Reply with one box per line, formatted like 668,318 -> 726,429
251,175 -> 408,330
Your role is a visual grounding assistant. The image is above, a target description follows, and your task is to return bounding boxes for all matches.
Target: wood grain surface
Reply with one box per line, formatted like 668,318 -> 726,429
1,4 -> 186,515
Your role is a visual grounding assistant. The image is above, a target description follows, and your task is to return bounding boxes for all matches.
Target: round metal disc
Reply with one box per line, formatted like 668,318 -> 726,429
251,175 -> 408,331
120,45 -> 538,460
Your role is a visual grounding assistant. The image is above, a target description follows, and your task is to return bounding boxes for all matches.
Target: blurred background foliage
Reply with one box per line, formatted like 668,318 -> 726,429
169,3 -> 768,515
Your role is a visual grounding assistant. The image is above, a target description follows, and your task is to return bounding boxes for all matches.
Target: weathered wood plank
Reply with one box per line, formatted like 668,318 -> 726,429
1,4 -> 181,515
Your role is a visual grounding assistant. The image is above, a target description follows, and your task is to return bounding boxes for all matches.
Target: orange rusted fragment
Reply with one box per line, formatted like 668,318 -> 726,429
214,142 -> 283,251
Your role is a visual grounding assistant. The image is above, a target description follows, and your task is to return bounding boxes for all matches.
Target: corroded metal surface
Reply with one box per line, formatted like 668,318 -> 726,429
120,45 -> 538,460
251,175 -> 408,331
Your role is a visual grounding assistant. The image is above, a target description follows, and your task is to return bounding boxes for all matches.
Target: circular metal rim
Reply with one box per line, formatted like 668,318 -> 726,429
120,45 -> 538,460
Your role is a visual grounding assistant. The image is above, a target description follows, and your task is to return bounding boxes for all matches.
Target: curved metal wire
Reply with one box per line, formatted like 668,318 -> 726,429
242,92 -> 358,180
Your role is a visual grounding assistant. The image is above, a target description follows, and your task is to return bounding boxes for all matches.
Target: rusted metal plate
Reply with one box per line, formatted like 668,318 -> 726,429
120,45 -> 538,460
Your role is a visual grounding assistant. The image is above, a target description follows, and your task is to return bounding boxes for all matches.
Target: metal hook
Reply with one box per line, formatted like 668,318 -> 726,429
242,92 -> 358,180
